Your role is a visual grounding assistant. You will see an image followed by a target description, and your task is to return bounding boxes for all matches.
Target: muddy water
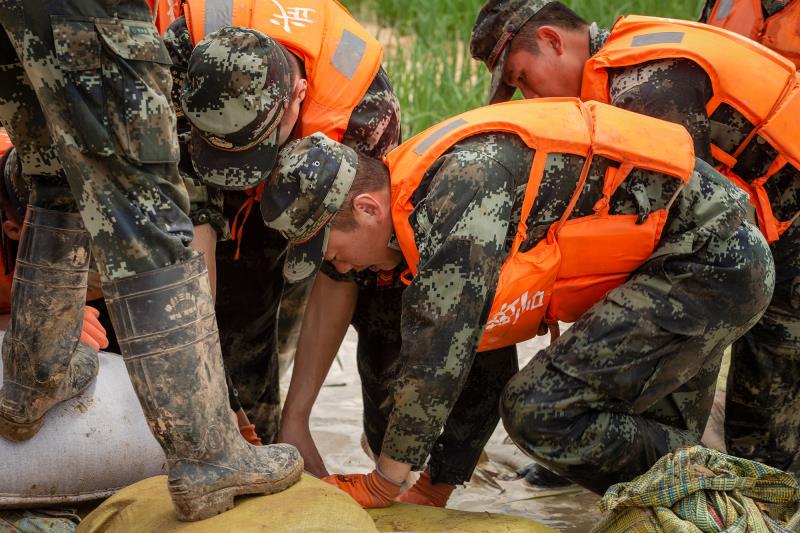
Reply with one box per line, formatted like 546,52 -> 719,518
298,329 -> 604,532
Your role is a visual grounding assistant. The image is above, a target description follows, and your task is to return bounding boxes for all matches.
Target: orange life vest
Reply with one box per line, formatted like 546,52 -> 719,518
582,15 -> 800,243
705,0 -> 800,67
147,0 -> 183,35
385,98 -> 694,352
184,0 -> 382,143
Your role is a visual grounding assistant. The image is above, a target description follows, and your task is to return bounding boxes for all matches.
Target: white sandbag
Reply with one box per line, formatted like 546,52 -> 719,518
0,333 -> 166,508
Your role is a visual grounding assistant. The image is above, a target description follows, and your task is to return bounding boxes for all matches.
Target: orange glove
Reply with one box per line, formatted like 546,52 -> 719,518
322,469 -> 401,508
394,469 -> 454,507
239,423 -> 263,445
80,305 -> 109,351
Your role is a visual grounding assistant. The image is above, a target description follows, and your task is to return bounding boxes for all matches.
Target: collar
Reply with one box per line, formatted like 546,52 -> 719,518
588,22 -> 610,56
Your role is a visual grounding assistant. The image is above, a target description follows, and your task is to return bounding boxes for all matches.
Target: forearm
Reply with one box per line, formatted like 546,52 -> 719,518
281,272 -> 358,421
191,223 -> 217,300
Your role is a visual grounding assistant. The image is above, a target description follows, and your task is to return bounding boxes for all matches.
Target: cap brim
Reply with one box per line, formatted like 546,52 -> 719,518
488,46 -> 517,104
190,127 -> 280,190
283,224 -> 329,283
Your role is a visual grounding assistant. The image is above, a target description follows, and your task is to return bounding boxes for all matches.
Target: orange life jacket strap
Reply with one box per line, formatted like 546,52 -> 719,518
229,182 -> 266,261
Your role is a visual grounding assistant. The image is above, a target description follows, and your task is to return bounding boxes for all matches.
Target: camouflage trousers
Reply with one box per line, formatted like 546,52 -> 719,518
726,221 -> 800,476
214,190 -> 289,442
0,0 -> 193,280
353,282 -> 517,485
501,218 -> 774,494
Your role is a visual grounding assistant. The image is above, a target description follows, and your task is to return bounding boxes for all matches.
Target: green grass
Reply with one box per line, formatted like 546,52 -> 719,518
342,0 -> 705,136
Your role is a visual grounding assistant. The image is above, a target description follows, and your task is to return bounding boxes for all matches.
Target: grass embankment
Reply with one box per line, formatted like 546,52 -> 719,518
343,0 -> 704,136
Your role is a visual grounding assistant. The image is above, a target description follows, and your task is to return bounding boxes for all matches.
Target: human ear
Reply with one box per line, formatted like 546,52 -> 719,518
536,26 -> 564,55
2,220 -> 20,241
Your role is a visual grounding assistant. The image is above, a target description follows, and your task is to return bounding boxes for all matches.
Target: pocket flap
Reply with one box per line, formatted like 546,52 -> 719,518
95,19 -> 172,65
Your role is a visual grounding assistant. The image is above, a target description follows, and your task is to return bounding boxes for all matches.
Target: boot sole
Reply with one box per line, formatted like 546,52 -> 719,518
172,460 -> 304,522
0,413 -> 45,442
0,353 -> 99,442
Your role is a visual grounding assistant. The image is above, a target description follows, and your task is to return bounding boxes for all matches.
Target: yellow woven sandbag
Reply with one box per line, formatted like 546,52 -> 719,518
367,504 -> 557,533
76,474 -> 378,533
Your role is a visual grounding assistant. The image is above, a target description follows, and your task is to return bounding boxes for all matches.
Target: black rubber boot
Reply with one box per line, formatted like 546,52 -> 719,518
517,461 -> 574,488
103,254 -> 303,521
0,207 -> 98,441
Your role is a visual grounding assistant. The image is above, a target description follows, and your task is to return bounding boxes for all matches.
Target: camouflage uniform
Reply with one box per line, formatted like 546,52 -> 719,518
267,129 -> 772,494
0,0 -> 192,279
700,0 -> 794,22
586,27 -> 800,477
164,17 -> 401,442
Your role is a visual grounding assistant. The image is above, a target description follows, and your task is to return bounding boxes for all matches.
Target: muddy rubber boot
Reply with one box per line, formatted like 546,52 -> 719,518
0,207 -> 98,441
103,254 -> 303,521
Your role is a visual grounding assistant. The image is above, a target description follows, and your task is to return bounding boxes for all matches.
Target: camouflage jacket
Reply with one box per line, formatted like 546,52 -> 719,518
381,131 -> 751,466
590,24 -> 800,225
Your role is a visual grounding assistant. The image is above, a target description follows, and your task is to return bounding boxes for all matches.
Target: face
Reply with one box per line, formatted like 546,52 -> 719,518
502,26 -> 587,99
323,192 -> 402,274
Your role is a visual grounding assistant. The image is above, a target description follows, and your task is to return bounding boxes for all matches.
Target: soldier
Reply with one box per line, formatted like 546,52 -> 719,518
261,98 -> 773,504
162,0 -> 402,450
700,0 -> 800,67
0,0 -> 300,521
471,0 -> 800,481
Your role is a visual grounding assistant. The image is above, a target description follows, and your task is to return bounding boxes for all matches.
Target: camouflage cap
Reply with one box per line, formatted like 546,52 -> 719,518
260,133 -> 357,283
470,0 -> 554,103
182,26 -> 290,190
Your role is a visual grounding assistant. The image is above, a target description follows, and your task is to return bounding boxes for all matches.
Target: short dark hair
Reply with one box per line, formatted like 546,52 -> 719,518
510,2 -> 588,54
279,45 -> 306,83
332,153 -> 390,231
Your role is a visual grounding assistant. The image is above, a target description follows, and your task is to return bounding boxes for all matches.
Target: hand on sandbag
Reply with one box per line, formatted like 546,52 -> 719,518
394,469 -> 454,507
322,469 -> 401,508
81,305 -> 109,351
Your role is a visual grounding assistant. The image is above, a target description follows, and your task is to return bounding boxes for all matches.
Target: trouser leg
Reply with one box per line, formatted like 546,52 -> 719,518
428,345 -> 518,485
502,218 -> 773,494
215,192 -> 285,443
726,222 -> 800,475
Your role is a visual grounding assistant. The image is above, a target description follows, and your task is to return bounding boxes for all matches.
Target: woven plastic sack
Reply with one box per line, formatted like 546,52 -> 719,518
77,474 -> 555,532
77,475 -> 379,532
0,342 -> 166,508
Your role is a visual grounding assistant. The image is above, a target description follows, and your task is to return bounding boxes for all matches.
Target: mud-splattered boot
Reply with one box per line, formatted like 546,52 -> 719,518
103,254 -> 303,521
0,207 -> 98,441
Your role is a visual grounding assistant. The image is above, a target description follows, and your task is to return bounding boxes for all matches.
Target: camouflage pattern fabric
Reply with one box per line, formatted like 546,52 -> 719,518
345,265 -> 518,485
502,158 -> 773,494
700,0 -> 795,21
164,16 -> 401,441
0,0 -> 193,282
376,130 -> 772,496
592,28 -> 800,477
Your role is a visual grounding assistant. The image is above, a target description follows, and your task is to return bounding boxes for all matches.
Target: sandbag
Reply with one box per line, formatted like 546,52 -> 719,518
368,504 -> 557,532
0,338 -> 166,508
76,475 -> 380,532
77,474 -> 556,532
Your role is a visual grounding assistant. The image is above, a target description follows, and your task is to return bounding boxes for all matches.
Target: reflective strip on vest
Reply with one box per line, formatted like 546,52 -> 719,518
716,0 -> 735,19
331,29 -> 366,80
205,0 -> 233,35
385,98 -> 694,351
631,31 -> 685,46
